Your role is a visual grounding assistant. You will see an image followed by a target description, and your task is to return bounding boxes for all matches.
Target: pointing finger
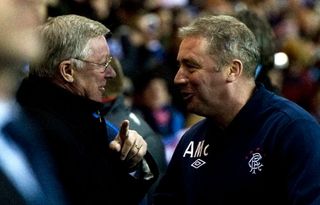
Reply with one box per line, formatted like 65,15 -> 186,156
119,120 -> 130,145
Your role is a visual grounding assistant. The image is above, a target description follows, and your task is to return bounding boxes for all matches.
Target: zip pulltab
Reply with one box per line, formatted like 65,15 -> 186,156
96,110 -> 103,123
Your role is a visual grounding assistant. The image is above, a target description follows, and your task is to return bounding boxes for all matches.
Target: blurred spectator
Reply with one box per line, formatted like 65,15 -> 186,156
280,37 -> 316,111
0,0 -> 67,204
308,49 -> 320,121
235,9 -> 278,93
110,10 -> 166,86
133,70 -> 185,163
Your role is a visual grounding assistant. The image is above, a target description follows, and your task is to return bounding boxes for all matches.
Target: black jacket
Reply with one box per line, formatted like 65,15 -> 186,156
16,76 -> 158,205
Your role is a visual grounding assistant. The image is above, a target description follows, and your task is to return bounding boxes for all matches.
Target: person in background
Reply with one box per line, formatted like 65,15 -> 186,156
153,14 -> 320,205
16,14 -> 158,205
0,0 -> 67,204
133,69 -> 185,163
101,57 -> 167,205
235,9 -> 278,93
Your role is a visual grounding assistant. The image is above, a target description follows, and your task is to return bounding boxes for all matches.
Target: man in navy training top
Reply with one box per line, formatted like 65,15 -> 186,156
153,14 -> 320,205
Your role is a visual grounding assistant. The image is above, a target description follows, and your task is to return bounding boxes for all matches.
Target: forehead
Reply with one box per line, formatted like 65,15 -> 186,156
177,36 -> 208,59
85,36 -> 110,58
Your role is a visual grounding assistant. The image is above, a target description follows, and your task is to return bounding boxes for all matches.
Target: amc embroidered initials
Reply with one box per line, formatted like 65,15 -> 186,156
183,140 -> 209,158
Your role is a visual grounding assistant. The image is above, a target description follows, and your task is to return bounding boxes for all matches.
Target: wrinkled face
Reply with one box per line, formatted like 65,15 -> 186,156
0,0 -> 44,62
174,36 -> 229,117
72,36 -> 116,102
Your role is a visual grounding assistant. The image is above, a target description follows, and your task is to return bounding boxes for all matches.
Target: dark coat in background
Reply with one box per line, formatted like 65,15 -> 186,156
102,94 -> 167,205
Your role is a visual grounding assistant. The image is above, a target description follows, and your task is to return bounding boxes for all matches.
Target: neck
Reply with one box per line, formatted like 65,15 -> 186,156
213,80 -> 256,129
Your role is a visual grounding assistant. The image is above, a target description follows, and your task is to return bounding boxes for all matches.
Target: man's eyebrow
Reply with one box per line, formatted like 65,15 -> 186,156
180,58 -> 200,66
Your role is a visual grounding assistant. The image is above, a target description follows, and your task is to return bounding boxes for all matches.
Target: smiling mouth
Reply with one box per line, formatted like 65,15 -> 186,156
99,86 -> 105,93
181,92 -> 193,101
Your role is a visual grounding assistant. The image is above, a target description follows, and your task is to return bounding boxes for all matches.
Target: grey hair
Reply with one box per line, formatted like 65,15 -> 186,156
30,14 -> 110,78
178,15 -> 260,77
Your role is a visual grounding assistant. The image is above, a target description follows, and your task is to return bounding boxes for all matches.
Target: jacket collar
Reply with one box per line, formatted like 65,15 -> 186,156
17,75 -> 104,114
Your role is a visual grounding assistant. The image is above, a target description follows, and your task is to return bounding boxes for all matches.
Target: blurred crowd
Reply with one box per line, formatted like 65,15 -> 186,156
45,0 -> 320,161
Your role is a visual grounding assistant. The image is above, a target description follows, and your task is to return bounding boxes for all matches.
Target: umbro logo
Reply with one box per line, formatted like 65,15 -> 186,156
191,159 -> 206,169
183,140 -> 209,169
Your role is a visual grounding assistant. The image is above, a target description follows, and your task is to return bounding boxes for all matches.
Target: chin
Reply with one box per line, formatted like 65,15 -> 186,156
187,103 -> 203,116
186,103 -> 196,113
89,95 -> 103,102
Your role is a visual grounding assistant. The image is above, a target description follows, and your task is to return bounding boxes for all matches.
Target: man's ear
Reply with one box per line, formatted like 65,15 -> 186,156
59,60 -> 74,82
226,59 -> 242,82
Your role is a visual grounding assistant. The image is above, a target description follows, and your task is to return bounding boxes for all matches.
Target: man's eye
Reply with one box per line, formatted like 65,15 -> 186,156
185,62 -> 200,69
178,59 -> 200,71
185,62 -> 195,68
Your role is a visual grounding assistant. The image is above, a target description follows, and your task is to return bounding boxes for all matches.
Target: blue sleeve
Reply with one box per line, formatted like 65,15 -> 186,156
105,120 -> 119,142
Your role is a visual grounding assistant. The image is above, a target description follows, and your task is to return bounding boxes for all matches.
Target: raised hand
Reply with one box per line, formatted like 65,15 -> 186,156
109,120 -> 147,169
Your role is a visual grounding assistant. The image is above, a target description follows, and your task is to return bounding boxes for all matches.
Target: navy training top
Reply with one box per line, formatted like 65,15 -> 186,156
154,84 -> 320,205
